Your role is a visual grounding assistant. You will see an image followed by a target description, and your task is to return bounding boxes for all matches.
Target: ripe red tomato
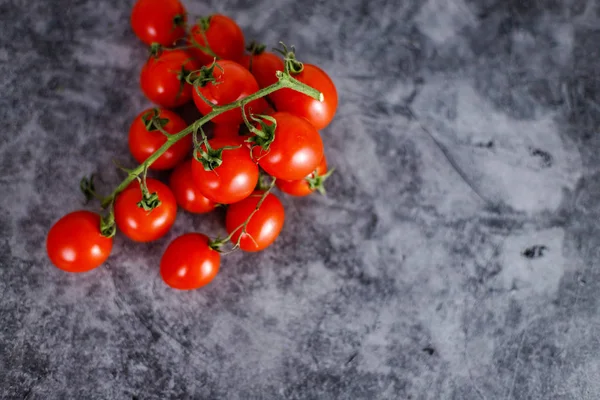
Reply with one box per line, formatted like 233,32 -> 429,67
160,233 -> 220,290
131,0 -> 187,47
46,211 -> 113,273
169,159 -> 216,213
192,60 -> 267,125
192,137 -> 259,204
225,192 -> 285,252
276,155 -> 328,196
251,112 -> 324,181
270,64 -> 338,130
241,51 -> 284,89
140,49 -> 199,109
128,108 -> 192,170
114,178 -> 177,242
212,123 -> 242,140
188,15 -> 245,66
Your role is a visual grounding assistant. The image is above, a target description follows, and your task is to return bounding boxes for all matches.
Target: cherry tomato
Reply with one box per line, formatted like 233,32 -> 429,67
251,112 -> 324,181
140,49 -> 199,109
192,60 -> 267,125
169,159 -> 216,213
188,15 -> 245,66
225,192 -> 285,252
270,64 -> 338,130
160,233 -> 220,290
46,211 -> 113,273
192,137 -> 259,204
114,178 -> 177,242
128,108 -> 192,170
212,122 -> 242,140
241,51 -> 284,89
131,0 -> 187,47
276,155 -> 328,196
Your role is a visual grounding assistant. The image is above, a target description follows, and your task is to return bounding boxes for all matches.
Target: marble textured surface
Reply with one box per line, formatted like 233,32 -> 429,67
2,0 -> 600,398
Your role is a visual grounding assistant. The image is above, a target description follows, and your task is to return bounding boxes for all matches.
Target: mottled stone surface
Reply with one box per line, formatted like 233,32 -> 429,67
2,0 -> 600,398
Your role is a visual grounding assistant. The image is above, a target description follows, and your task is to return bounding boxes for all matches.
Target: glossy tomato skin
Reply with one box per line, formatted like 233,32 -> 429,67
225,192 -> 285,252
270,64 -> 338,130
46,211 -> 113,273
131,0 -> 187,46
276,155 -> 328,196
251,112 -> 324,181
129,108 -> 192,170
192,137 -> 259,204
188,15 -> 244,66
140,50 -> 199,109
114,178 -> 177,242
240,52 -> 284,89
169,159 -> 216,213
192,60 -> 267,125
160,233 -> 220,290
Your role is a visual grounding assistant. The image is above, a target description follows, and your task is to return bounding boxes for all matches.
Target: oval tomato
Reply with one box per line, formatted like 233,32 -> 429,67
192,60 -> 267,125
241,51 -> 284,89
169,159 -> 216,213
160,233 -> 220,290
276,155 -> 328,196
188,15 -> 245,66
251,112 -> 324,181
225,192 -> 285,252
140,49 -> 199,109
46,211 -> 113,273
192,137 -> 258,204
270,64 -> 338,130
114,178 -> 177,242
131,0 -> 187,46
129,108 -> 192,170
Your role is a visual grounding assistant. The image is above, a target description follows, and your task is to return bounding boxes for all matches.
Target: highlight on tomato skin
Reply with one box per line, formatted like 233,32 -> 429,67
169,159 -> 217,214
225,191 -> 285,252
160,233 -> 221,290
46,211 -> 113,273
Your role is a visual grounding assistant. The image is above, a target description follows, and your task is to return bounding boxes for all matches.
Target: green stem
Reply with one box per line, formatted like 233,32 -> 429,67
100,71 -> 322,209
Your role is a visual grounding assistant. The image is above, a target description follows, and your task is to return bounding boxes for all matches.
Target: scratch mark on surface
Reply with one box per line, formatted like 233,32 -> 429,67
505,328 -> 529,400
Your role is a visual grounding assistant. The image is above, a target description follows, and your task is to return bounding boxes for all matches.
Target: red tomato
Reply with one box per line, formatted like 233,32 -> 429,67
46,211 -> 113,273
131,0 -> 187,46
192,137 -> 258,204
140,49 -> 199,109
270,64 -> 338,130
169,159 -> 216,213
192,60 -> 267,125
276,155 -> 328,196
188,15 -> 245,66
251,112 -> 324,181
225,192 -> 285,252
212,123 -> 242,140
241,51 -> 284,89
160,233 -> 220,290
128,108 -> 192,170
114,178 -> 177,242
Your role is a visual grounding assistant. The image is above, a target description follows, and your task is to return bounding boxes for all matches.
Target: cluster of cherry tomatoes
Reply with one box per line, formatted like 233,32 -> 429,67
46,0 -> 338,290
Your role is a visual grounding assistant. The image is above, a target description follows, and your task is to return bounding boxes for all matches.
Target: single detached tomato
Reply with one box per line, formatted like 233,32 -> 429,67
140,49 -> 199,109
225,192 -> 285,252
129,108 -> 192,170
276,155 -> 328,196
251,112 -> 324,181
114,178 -> 177,242
192,60 -> 268,125
131,0 -> 187,46
46,211 -> 113,273
270,64 -> 338,130
160,233 -> 220,290
188,15 -> 245,66
192,137 -> 259,204
169,159 -> 216,213
241,50 -> 284,89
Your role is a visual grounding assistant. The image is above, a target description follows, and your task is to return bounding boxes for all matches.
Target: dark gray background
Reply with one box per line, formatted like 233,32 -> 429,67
2,0 -> 600,399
